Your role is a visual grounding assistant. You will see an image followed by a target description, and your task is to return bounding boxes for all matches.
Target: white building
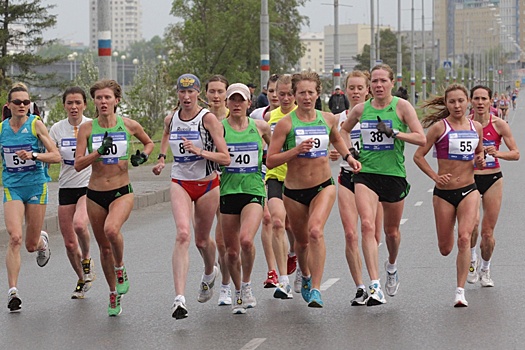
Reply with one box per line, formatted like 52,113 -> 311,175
298,32 -> 325,74
89,0 -> 142,52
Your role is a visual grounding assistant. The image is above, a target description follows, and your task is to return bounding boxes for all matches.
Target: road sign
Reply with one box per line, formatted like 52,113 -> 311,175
443,60 -> 452,69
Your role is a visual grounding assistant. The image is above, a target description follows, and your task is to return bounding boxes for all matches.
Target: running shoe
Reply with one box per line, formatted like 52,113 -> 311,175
82,258 -> 96,283
115,266 -> 129,295
479,268 -> 494,287
308,289 -> 323,308
197,266 -> 218,303
384,261 -> 400,296
301,276 -> 312,303
232,290 -> 246,315
71,280 -> 86,299
263,269 -> 278,288
108,292 -> 122,316
287,254 -> 297,275
366,282 -> 386,306
242,283 -> 257,308
171,297 -> 188,319
467,257 -> 480,284
293,265 -> 302,293
36,231 -> 51,267
351,287 -> 368,306
218,285 -> 232,306
7,289 -> 21,312
454,290 -> 468,307
273,282 -> 293,299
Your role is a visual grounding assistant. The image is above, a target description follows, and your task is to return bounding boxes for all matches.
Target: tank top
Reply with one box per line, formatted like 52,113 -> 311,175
88,116 -> 130,164
265,106 -> 296,182
0,115 -> 47,187
359,97 -> 407,177
220,118 -> 265,197
471,114 -> 501,169
169,108 -> 219,180
338,110 -> 361,169
434,119 -> 478,161
283,110 -> 330,158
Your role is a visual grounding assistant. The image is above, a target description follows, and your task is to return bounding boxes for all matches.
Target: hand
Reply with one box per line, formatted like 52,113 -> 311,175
475,154 -> 485,169
376,116 -> 393,137
329,149 -> 340,161
346,157 -> 362,173
152,162 -> 165,175
97,131 -> 113,155
435,173 -> 452,186
349,147 -> 360,160
297,138 -> 315,154
131,150 -> 148,167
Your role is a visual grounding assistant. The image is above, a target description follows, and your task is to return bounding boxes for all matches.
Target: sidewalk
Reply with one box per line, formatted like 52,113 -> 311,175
0,164 -> 172,245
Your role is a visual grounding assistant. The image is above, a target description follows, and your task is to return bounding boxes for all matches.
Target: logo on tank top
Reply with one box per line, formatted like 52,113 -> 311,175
387,107 -> 394,112
176,126 -> 191,131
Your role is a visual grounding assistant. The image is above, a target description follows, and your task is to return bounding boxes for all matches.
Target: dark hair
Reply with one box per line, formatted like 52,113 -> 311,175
371,64 -> 394,81
470,85 -> 492,99
62,86 -> 87,104
266,74 -> 280,87
291,71 -> 322,96
420,84 -> 469,127
205,75 -> 229,92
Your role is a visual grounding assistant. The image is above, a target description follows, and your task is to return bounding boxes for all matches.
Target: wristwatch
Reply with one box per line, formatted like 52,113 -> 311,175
157,153 -> 166,160
31,152 -> 38,161
343,153 -> 351,161
392,129 -> 400,138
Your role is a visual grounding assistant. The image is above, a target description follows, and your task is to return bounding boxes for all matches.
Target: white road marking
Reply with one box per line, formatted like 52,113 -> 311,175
400,219 -> 408,225
427,188 -> 433,193
320,278 -> 340,291
415,201 -> 423,206
240,338 -> 266,350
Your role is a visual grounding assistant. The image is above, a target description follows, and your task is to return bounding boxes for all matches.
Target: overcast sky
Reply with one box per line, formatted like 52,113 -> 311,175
42,0 -> 433,45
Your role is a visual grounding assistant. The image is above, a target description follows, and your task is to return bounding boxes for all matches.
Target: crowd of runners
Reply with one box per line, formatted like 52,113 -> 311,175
0,63 -> 519,317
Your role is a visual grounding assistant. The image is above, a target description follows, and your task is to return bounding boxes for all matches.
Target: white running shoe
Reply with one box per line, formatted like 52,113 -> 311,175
172,297 -> 188,319
82,258 -> 96,283
218,285 -> 232,306
7,289 -> 21,312
293,265 -> 302,293
479,268 -> 494,287
197,266 -> 218,303
36,231 -> 51,267
384,261 -> 400,296
366,282 -> 386,306
242,283 -> 256,308
467,258 -> 480,284
454,289 -> 468,307
273,282 -> 293,299
232,290 -> 246,314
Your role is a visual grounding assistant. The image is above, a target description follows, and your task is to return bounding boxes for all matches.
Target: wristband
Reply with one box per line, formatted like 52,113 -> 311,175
343,153 -> 350,161
158,153 -> 166,160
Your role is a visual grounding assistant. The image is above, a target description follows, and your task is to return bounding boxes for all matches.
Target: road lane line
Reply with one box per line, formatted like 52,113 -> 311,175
240,338 -> 266,350
415,201 -> 423,206
400,219 -> 408,225
320,278 -> 340,291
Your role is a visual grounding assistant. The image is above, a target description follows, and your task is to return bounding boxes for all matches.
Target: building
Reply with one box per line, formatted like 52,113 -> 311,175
298,32 -> 325,74
89,0 -> 142,52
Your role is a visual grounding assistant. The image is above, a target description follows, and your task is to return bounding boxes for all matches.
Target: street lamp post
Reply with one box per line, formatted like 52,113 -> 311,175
72,52 -> 78,79
121,55 -> 126,86
112,51 -> 119,82
67,53 -> 74,81
132,58 -> 139,77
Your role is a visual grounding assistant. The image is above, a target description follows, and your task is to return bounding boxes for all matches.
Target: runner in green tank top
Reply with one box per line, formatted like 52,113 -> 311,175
219,83 -> 271,315
340,64 -> 425,306
75,79 -> 154,317
267,72 -> 360,309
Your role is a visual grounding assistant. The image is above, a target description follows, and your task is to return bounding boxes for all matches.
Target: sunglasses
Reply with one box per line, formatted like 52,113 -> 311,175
11,99 -> 31,106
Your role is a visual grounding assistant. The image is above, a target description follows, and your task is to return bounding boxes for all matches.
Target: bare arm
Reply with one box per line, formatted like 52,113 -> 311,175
152,114 -> 172,175
74,122 -> 99,172
413,123 -> 450,185
200,112 -> 230,166
255,119 -> 272,145
124,118 -> 154,156
396,99 -> 426,146
473,121 -> 486,169
31,120 -> 61,163
326,113 -> 360,172
491,118 -> 520,161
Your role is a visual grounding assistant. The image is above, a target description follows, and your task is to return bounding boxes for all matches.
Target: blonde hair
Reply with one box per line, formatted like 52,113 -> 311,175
420,84 -> 469,128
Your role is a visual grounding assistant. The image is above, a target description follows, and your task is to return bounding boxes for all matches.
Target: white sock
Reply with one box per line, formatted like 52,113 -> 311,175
357,284 -> 366,290
8,287 -> 17,295
371,279 -> 380,287
278,275 -> 289,284
456,287 -> 465,294
481,259 -> 491,271
175,294 -> 186,304
221,283 -> 230,290
386,261 -> 397,273
470,248 -> 478,262
288,252 -> 296,257
241,281 -> 251,289
202,269 -> 216,283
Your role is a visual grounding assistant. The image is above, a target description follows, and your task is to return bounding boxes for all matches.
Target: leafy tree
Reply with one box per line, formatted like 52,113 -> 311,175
123,61 -> 171,137
165,0 -> 308,87
0,0 -> 61,90
125,36 -> 167,63
353,28 -> 411,72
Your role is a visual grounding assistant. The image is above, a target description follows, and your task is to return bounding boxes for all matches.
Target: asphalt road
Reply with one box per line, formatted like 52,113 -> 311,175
0,102 -> 524,349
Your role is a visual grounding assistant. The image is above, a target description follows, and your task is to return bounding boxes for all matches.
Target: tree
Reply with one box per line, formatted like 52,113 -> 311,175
0,0 -> 60,90
353,28 -> 411,72
123,61 -> 171,138
165,0 -> 308,87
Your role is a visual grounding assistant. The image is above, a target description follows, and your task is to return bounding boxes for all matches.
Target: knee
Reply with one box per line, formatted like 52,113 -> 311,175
240,237 -> 254,253
272,218 -> 285,234
262,212 -> 271,226
384,227 -> 399,241
175,229 -> 192,247
99,245 -> 113,259
104,225 -> 120,242
457,234 -> 471,251
438,244 -> 452,256
360,219 -> 375,236
308,226 -> 324,243
344,229 -> 359,248
195,235 -> 212,250
226,247 -> 240,262
73,221 -> 87,235
9,234 -> 23,250
64,239 -> 78,253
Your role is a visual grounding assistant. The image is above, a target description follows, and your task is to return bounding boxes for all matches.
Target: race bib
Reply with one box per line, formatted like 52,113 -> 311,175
169,130 -> 204,163
92,132 -> 127,164
361,120 -> 394,151
350,126 -> 362,151
60,138 -> 77,165
295,126 -> 329,158
482,140 -> 496,168
3,144 -> 36,173
224,142 -> 259,173
448,130 -> 478,161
